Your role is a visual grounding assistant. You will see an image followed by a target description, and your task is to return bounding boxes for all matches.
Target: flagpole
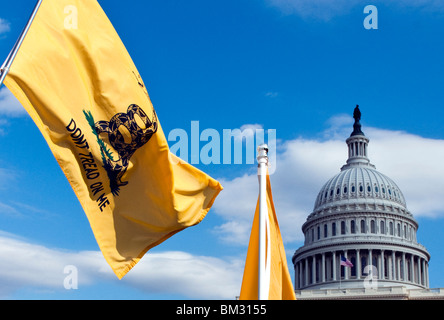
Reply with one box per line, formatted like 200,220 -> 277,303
0,0 -> 43,88
257,144 -> 268,300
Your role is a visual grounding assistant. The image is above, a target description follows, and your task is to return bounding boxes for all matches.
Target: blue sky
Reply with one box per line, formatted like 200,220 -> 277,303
1,0 -> 444,299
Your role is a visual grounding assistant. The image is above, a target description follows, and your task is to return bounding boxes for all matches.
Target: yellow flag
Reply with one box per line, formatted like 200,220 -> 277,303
239,174 -> 296,300
3,0 -> 222,279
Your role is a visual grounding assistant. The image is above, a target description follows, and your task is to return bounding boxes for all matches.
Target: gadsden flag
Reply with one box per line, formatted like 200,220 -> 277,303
3,0 -> 222,279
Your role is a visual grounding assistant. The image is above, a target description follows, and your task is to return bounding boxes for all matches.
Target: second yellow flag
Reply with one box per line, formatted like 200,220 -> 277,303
239,174 -> 296,300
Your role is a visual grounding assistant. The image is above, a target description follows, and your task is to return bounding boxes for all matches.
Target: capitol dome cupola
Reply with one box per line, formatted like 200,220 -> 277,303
311,105 -> 408,216
341,105 -> 375,171
293,106 -> 430,292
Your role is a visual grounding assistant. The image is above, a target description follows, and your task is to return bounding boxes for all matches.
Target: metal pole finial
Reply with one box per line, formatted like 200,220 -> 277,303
257,144 -> 269,167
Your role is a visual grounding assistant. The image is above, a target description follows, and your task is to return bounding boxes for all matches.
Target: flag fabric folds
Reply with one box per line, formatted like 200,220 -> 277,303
239,174 -> 296,300
340,255 -> 353,268
3,0 -> 222,279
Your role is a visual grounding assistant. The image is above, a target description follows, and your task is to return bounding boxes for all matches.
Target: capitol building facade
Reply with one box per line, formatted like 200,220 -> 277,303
292,106 -> 444,300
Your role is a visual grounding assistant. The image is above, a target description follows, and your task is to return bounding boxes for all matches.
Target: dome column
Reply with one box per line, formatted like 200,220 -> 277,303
356,249 -> 361,280
299,261 -> 303,288
297,260 -> 302,288
321,253 -> 326,283
294,262 -> 299,289
388,252 -> 392,280
380,250 -> 385,280
425,261 -> 429,288
416,256 -> 419,284
397,253 -> 401,280
312,255 -> 316,284
332,252 -> 337,281
392,250 -> 397,280
369,249 -> 373,271
418,257 -> 422,284
402,252 -> 406,281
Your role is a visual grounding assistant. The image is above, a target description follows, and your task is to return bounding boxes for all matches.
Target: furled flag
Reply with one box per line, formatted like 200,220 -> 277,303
1,0 -> 222,279
239,174 -> 296,300
340,255 -> 354,268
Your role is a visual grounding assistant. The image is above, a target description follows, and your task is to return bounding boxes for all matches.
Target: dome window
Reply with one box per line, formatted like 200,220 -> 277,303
367,185 -> 371,192
344,186 -> 348,193
375,186 -> 379,193
359,185 -> 363,192
351,185 -> 355,193
361,220 -> 366,233
371,220 -> 376,233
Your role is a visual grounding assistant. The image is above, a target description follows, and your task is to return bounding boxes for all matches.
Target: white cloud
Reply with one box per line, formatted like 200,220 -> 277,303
0,18 -> 10,35
0,121 -> 5,135
239,123 -> 263,131
0,87 -> 26,117
323,113 -> 354,139
0,232 -> 243,299
212,116 -> 444,248
212,174 -> 259,244
235,123 -> 264,141
265,91 -> 279,98
366,127 -> 444,218
0,202 -> 21,217
125,251 -> 243,299
0,167 -> 16,189
266,0 -> 444,21
266,0 -> 362,21
0,233 -> 105,297
212,136 -> 344,245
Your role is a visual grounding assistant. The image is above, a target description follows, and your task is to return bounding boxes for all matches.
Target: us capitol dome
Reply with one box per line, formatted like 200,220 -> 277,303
292,106 -> 444,299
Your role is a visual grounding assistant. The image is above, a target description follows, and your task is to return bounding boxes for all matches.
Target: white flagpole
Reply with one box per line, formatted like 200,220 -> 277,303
257,144 -> 269,300
0,0 -> 43,87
